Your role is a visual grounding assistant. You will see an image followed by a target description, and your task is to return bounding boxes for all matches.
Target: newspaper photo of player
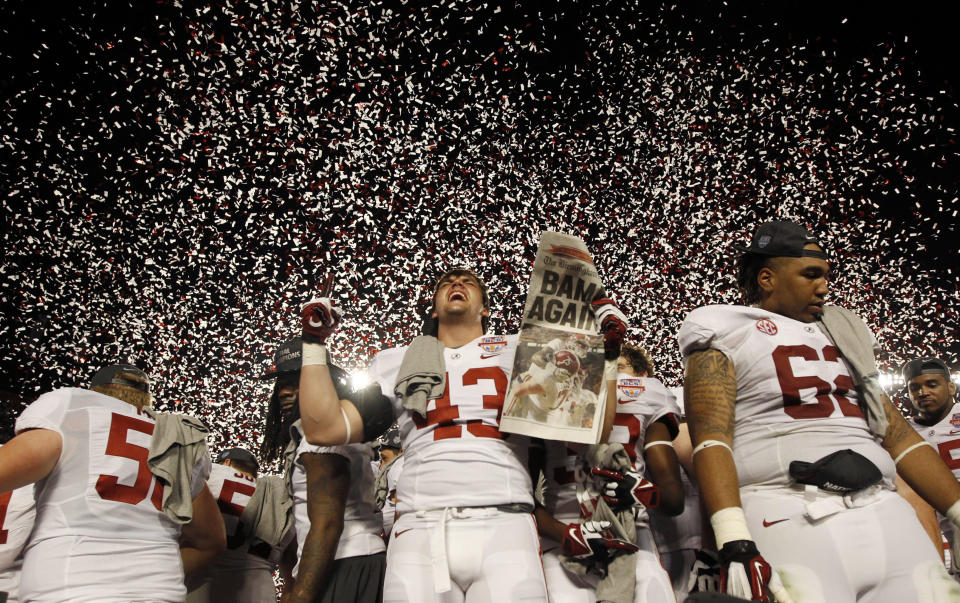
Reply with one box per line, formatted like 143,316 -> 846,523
503,325 -> 605,435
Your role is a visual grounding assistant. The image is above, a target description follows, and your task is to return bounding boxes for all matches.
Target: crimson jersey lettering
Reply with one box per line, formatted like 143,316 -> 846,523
411,367 -> 509,440
95,413 -> 164,509
0,491 -> 10,545
773,345 -> 862,419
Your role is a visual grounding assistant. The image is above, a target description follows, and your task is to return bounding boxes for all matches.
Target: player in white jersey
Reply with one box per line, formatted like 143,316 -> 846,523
680,220 -> 960,602
0,443 -> 36,603
186,447 -> 292,603
0,364 -> 225,602
534,344 -> 683,603
297,267 -> 629,602
904,358 -> 960,573
258,335 -> 387,602
289,421 -> 386,603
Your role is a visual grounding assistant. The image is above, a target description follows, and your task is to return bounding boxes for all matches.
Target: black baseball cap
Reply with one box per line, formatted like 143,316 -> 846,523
261,336 -> 302,380
216,447 -> 260,474
90,364 -> 151,393
740,220 -> 827,260
902,357 -> 952,382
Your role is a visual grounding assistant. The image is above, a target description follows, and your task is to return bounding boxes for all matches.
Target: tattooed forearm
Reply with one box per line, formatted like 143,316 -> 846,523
684,349 -> 738,444
880,396 -> 922,454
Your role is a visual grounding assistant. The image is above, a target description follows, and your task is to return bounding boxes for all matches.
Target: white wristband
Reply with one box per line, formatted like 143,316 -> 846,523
893,440 -> 935,465
692,439 -> 733,457
302,342 -> 328,366
604,360 -> 618,381
947,499 -> 960,528
643,440 -> 674,451
710,506 -> 753,548
341,406 -> 352,445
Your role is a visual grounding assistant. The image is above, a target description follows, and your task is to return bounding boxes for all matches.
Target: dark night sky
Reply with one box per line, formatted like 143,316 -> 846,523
2,1 -> 958,450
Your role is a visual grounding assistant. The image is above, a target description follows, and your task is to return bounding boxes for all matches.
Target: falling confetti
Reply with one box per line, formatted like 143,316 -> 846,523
2,2 -> 958,453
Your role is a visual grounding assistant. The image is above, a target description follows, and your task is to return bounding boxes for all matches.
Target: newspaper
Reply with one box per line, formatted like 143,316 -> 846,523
500,232 -> 607,444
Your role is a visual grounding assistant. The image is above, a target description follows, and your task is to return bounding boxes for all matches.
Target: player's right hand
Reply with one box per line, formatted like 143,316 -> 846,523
301,298 -> 341,343
561,520 -> 639,561
718,539 -> 793,602
590,297 -> 628,360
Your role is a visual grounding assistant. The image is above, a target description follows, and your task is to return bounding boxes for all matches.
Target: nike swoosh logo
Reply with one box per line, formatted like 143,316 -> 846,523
394,528 -> 413,538
480,354 -> 500,359
762,518 -> 789,527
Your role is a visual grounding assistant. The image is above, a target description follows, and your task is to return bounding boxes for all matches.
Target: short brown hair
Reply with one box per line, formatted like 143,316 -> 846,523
620,344 -> 655,378
432,268 -> 491,333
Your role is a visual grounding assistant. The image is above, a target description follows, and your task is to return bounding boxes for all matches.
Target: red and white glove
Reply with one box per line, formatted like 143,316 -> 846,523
301,298 -> 341,344
561,520 -> 638,561
591,467 -> 660,510
718,540 -> 793,602
590,296 -> 628,360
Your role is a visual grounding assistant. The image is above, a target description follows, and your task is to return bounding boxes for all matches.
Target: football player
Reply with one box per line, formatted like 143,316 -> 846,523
534,343 -> 683,602
903,358 -> 960,573
186,447 -> 293,603
0,364 -> 225,602
260,336 -> 386,603
297,267 -> 628,602
680,220 -> 960,601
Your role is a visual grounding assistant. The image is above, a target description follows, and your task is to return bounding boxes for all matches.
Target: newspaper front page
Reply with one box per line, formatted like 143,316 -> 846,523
500,231 -> 607,444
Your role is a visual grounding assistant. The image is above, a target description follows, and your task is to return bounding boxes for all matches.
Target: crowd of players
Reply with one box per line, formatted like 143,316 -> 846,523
1,219 -> 960,602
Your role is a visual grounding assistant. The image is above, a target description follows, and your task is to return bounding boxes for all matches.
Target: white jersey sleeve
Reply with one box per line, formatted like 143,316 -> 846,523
909,403 -> 960,543
368,334 -> 534,513
678,305 -> 895,490
0,483 -> 36,603
612,375 -> 680,469
14,388 -> 201,602
290,424 -> 384,576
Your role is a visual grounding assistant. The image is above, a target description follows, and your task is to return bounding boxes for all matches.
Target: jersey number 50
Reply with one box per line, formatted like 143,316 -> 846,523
95,412 -> 164,509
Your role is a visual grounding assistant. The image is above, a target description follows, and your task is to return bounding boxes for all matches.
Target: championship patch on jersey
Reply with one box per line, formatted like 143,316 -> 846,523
756,318 -> 778,336
479,336 -> 508,354
618,378 -> 645,399
950,413 -> 960,430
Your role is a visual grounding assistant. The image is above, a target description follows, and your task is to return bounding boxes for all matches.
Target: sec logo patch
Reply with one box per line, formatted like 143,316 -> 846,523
756,318 -> 778,336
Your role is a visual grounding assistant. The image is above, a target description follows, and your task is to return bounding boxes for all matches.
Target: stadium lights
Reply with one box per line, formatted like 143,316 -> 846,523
350,370 -> 371,390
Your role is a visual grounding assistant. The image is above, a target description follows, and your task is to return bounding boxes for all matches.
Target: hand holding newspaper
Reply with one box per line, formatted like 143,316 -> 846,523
500,232 -> 610,444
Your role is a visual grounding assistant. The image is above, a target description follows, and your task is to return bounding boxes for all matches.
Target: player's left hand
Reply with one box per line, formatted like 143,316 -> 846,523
718,539 -> 793,602
591,466 -> 660,510
590,296 -> 627,360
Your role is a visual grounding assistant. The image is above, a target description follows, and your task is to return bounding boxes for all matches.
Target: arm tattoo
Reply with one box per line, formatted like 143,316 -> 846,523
684,349 -> 738,444
881,396 -> 920,452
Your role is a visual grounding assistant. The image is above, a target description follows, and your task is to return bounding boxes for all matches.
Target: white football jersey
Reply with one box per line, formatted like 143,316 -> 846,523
679,305 -> 896,489
369,334 -> 534,513
0,482 -> 36,603
381,455 -> 404,536
541,374 -> 680,525
14,388 -> 209,602
186,463 -> 279,602
908,403 -> 960,543
291,425 -> 384,576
